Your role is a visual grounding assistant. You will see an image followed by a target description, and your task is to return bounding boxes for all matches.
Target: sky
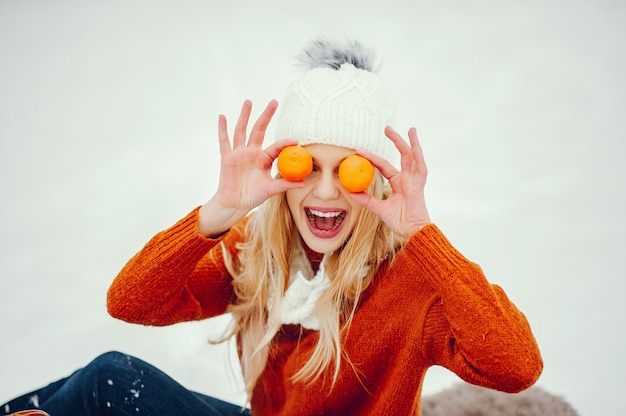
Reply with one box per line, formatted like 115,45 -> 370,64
1,1 -> 625,414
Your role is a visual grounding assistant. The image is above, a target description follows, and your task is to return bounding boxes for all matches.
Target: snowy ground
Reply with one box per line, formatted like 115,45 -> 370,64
1,1 -> 625,415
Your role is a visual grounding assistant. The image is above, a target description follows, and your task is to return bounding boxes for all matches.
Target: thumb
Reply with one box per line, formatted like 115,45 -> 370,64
349,192 -> 384,217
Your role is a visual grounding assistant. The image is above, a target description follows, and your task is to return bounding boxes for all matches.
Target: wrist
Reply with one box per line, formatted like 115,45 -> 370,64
198,200 -> 243,237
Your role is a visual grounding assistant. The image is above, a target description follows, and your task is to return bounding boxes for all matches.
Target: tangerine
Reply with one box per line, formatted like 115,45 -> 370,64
338,154 -> 375,192
277,145 -> 313,181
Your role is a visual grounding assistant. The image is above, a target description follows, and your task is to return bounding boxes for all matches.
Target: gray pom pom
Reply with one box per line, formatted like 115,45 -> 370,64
297,38 -> 376,72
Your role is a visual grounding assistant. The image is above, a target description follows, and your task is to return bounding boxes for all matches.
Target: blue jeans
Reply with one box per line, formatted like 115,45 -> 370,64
1,351 -> 251,416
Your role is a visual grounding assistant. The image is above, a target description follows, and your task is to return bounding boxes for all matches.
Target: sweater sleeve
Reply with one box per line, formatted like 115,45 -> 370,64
107,207 -> 245,326
398,224 -> 543,393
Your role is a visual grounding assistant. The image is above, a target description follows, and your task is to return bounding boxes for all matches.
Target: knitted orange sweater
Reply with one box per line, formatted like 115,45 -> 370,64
107,208 -> 542,415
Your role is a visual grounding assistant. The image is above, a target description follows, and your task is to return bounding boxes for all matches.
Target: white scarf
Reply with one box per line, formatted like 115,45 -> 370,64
278,241 -> 331,330
271,240 -> 370,330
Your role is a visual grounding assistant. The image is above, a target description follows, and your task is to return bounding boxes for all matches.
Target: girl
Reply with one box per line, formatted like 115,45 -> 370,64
2,39 -> 542,416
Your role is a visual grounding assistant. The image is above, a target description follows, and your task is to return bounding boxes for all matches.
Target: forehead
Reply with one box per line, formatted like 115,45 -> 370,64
304,143 -> 355,163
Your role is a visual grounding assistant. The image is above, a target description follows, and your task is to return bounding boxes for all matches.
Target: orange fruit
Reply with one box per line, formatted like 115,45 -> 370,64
277,145 -> 313,181
338,155 -> 375,192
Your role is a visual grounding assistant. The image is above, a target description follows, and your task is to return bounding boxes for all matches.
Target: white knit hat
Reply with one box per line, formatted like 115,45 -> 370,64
274,39 -> 398,164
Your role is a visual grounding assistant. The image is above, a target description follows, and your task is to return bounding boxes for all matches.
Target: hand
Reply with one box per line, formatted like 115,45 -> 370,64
198,100 -> 301,236
349,126 -> 432,240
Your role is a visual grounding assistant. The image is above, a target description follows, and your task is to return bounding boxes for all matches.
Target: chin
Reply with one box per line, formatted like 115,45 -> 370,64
300,235 -> 345,254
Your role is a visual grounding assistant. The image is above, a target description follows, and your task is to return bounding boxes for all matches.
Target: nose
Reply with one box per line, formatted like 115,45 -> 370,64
312,169 -> 341,200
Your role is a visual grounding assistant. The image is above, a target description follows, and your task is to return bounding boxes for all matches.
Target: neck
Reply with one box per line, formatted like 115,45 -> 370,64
301,241 -> 325,274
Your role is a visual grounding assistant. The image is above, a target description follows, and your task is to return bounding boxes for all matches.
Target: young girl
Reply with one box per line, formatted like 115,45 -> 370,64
2,39 -> 542,416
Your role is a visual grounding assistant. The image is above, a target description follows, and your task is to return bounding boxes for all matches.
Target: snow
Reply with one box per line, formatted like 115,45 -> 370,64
1,1 -> 625,415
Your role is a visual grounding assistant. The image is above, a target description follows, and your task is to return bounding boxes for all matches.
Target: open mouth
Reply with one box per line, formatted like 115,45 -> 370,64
305,208 -> 346,232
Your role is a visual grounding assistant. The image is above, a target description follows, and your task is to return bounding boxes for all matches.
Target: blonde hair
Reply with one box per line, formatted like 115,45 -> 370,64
217,172 -> 404,402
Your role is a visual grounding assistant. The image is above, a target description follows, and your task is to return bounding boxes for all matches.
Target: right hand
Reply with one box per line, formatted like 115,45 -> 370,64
198,100 -> 301,237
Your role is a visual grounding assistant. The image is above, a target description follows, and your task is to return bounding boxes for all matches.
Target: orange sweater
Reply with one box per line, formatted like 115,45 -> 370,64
107,208 -> 542,415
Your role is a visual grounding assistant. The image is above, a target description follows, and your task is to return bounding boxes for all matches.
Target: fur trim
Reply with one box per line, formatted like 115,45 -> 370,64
421,383 -> 579,416
297,37 -> 376,72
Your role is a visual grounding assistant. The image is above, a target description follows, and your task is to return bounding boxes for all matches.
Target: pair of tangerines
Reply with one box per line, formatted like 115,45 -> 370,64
277,145 -> 374,193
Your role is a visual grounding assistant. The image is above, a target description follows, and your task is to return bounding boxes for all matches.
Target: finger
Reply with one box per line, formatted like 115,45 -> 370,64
217,114 -> 231,155
385,126 -> 412,154
233,100 -> 252,148
265,178 -> 306,197
264,138 -> 300,160
249,100 -> 279,147
357,149 -> 399,180
408,128 -> 428,175
385,126 -> 413,172
347,191 -> 384,217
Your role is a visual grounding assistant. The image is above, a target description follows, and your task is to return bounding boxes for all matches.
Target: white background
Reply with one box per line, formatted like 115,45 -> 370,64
1,1 -> 624,415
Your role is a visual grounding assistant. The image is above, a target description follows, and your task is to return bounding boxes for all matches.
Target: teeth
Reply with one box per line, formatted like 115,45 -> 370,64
308,209 -> 342,218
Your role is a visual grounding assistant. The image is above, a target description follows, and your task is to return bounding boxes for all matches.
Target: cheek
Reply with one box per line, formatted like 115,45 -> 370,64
349,204 -> 363,227
285,189 -> 303,218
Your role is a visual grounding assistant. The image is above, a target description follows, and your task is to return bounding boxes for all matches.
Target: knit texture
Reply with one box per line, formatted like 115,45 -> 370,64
107,208 -> 543,415
274,63 -> 398,165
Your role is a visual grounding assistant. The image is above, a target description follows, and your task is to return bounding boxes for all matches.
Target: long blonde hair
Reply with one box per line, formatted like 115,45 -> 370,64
218,172 -> 404,401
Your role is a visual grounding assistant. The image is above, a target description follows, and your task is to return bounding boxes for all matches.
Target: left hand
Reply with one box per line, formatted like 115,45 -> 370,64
349,126 -> 432,240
